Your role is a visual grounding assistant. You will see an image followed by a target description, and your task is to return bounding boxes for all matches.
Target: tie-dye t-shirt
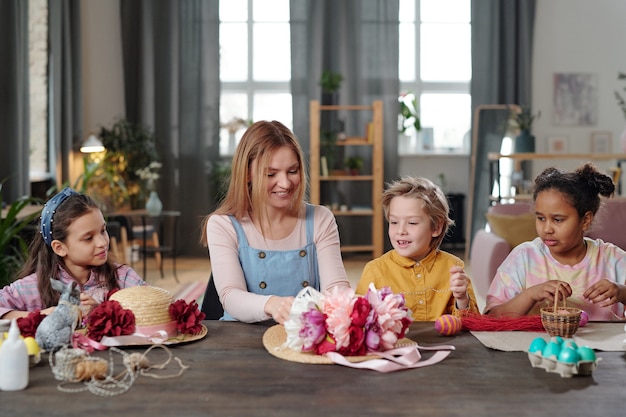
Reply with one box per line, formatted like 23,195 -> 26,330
485,237 -> 626,321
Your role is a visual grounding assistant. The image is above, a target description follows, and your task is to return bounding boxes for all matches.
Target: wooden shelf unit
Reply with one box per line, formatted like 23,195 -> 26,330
309,100 -> 384,259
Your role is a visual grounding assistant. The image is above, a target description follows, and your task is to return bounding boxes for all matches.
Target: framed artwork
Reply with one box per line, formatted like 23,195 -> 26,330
548,135 -> 569,153
552,73 -> 598,126
590,131 -> 612,153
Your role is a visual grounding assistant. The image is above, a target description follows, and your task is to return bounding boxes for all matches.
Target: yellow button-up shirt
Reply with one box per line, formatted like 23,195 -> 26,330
356,249 -> 479,321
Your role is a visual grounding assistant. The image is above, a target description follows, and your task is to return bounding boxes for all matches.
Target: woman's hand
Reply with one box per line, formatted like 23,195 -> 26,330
527,280 -> 572,304
449,265 -> 470,309
583,279 -> 625,307
264,295 -> 295,324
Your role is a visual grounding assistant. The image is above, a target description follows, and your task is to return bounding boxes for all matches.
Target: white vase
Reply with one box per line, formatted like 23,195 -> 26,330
145,191 -> 163,216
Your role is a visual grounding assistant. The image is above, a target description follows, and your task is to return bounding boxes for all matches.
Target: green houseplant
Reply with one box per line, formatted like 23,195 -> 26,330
344,156 -> 364,175
0,182 -> 41,287
97,119 -> 160,210
319,70 -> 343,94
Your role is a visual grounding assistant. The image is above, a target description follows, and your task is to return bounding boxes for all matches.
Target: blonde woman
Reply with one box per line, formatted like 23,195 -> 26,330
202,121 -> 349,323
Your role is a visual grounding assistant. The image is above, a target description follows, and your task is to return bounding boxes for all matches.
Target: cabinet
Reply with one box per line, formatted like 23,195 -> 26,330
309,100 -> 384,259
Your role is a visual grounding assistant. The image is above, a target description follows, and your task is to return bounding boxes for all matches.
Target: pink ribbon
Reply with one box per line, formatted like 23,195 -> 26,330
324,344 -> 455,373
72,332 -> 108,353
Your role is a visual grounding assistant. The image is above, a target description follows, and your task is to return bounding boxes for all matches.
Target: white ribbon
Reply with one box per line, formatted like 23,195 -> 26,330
324,344 -> 455,373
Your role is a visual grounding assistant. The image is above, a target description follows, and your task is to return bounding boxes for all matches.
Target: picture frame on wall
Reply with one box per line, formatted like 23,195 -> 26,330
547,135 -> 569,153
590,131 -> 612,153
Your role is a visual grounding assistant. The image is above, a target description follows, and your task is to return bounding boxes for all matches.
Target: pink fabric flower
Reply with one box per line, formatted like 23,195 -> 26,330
323,287 -> 356,349
285,285 -> 412,356
299,308 -> 327,351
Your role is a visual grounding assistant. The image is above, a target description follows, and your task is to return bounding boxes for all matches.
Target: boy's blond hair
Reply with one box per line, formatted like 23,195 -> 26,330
382,176 -> 454,250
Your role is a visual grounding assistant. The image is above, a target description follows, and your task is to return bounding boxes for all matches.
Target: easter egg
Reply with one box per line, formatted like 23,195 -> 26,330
579,311 -> 589,327
562,340 -> 578,351
542,341 -> 562,359
528,337 -> 547,354
577,346 -> 596,362
434,314 -> 462,336
557,346 -> 580,364
551,336 -> 564,345
23,337 -> 40,356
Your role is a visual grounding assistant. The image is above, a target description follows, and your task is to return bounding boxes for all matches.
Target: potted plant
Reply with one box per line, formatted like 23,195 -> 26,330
344,156 -> 363,175
0,182 -> 41,287
510,106 -> 540,153
319,70 -> 344,169
398,92 -> 421,134
97,119 -> 160,210
319,70 -> 343,95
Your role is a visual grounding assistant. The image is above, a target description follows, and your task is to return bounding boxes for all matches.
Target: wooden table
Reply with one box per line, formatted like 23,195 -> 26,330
2,321 -> 625,417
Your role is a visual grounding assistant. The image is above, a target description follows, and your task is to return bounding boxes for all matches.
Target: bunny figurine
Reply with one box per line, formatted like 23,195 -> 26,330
35,278 -> 82,352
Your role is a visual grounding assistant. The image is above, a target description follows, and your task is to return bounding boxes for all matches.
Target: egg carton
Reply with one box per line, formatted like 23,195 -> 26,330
527,352 -> 600,378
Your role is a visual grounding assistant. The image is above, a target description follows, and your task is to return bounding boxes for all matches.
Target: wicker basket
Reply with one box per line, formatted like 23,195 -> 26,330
540,293 -> 581,338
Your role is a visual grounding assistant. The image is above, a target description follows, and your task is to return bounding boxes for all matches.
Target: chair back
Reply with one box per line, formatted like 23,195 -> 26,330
200,273 -> 224,320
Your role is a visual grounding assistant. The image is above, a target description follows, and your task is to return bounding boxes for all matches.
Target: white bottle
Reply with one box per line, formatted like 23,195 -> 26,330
0,319 -> 29,391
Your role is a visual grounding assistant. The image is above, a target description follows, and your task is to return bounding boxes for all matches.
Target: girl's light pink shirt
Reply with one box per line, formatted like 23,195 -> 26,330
0,264 -> 145,318
486,237 -> 626,320
206,203 -> 349,322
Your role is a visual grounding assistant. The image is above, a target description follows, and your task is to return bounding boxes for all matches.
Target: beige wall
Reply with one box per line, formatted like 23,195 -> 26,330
531,0 -> 626,181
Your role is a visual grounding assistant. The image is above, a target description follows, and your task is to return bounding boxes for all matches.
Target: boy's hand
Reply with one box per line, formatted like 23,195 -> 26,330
449,265 -> 470,309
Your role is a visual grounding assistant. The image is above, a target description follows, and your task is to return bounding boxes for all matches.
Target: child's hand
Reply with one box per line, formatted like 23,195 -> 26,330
583,279 -> 624,307
79,292 -> 99,316
41,306 -> 56,315
449,265 -> 470,309
528,280 -> 572,304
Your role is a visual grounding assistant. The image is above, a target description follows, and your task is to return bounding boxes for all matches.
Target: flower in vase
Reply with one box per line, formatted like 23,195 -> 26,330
135,161 -> 162,191
398,92 -> 421,134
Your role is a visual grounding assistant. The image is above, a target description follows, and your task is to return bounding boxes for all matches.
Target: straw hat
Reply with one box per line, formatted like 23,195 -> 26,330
262,324 -> 416,364
108,286 -> 181,342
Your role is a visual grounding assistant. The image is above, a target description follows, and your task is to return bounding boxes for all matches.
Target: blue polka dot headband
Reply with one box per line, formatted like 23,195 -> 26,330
40,187 -> 79,246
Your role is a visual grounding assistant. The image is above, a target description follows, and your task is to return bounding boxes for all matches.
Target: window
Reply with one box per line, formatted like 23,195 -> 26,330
219,0 -> 292,156
399,0 -> 471,153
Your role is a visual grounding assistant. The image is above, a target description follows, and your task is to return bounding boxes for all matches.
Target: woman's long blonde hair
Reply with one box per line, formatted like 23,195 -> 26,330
201,120 -> 307,246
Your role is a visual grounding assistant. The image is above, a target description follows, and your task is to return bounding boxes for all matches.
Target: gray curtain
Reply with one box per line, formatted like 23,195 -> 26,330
120,0 -> 220,257
49,0 -> 83,187
0,0 -> 30,202
290,0 -> 399,251
467,0 -> 536,254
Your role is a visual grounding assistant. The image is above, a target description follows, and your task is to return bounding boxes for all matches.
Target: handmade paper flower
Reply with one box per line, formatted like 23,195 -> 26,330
86,300 -> 136,342
284,284 -> 412,357
169,299 -> 206,335
17,309 -> 46,338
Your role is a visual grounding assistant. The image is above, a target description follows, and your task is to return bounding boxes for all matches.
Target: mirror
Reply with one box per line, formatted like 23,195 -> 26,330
465,104 -> 520,261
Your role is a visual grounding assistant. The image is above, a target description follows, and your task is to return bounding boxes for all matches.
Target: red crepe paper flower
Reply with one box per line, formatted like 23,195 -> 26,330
86,300 -> 136,342
169,300 -> 206,335
17,309 -> 46,338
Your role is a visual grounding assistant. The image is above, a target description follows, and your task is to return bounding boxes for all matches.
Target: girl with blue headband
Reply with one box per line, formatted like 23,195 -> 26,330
0,188 -> 145,320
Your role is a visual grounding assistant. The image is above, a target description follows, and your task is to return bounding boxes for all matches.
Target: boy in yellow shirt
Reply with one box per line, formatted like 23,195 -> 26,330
356,176 -> 479,320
